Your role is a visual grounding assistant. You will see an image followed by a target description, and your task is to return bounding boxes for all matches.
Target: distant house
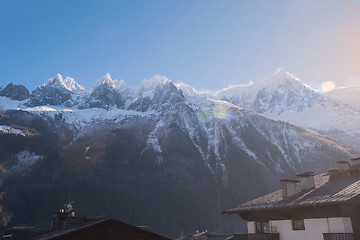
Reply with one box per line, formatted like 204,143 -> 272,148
223,158 -> 360,240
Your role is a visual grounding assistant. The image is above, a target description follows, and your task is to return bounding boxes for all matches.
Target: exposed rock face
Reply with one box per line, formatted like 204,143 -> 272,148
0,99 -> 359,237
28,86 -> 72,106
0,83 -> 30,100
27,74 -> 85,107
84,82 -> 125,110
128,81 -> 185,112
1,70 -> 360,237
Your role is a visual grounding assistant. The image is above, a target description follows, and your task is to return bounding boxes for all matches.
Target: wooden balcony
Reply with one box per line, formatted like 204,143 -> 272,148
232,233 -> 280,240
323,233 -> 354,240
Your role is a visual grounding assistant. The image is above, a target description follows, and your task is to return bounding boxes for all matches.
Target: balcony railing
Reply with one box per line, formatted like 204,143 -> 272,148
232,233 -> 280,240
323,233 -> 354,240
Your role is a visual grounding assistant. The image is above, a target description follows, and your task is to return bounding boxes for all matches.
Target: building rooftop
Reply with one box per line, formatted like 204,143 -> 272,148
36,218 -> 172,240
223,172 -> 360,214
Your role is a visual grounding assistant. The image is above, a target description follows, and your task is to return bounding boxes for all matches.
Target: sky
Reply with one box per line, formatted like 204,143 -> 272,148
1,0 -> 360,92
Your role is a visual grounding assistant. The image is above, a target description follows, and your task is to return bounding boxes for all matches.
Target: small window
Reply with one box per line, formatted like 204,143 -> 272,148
292,219 -> 305,230
255,221 -> 270,233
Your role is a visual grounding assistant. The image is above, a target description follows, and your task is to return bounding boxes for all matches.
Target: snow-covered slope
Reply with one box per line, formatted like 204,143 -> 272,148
325,85 -> 360,110
3,89 -> 357,177
1,73 -> 359,236
216,68 -> 320,113
214,69 -> 360,148
1,71 -> 359,173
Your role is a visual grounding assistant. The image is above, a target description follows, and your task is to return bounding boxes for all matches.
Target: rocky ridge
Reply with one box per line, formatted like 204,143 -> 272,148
0,71 -> 359,237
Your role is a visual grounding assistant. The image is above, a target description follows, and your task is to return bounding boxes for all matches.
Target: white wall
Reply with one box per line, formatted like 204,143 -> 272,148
246,217 -> 353,240
327,217 -> 353,233
247,221 -> 255,233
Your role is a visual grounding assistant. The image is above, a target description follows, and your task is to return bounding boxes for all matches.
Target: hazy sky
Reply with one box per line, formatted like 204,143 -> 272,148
1,0 -> 360,92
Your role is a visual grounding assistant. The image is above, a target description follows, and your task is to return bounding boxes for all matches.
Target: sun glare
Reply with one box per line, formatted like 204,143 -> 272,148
321,81 -> 336,93
213,105 -> 228,119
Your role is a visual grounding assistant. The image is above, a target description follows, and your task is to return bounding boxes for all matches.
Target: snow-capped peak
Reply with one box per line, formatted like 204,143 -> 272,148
96,73 -> 126,91
257,68 -> 303,90
134,75 -> 171,98
176,83 -> 198,97
46,74 -> 85,93
141,75 -> 170,88
272,67 -> 293,77
46,73 -> 63,87
240,68 -> 318,101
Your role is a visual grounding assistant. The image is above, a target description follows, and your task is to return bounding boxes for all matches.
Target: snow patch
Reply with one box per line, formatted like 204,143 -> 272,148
0,96 -> 27,110
0,125 -> 36,136
84,146 -> 90,154
6,151 -> 43,174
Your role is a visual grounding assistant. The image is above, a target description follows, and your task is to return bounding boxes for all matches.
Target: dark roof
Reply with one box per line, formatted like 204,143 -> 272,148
5,227 -> 34,230
223,174 -> 360,214
36,218 -> 172,240
336,161 -> 349,164
279,179 -> 300,183
350,157 -> 360,161
296,172 -> 315,177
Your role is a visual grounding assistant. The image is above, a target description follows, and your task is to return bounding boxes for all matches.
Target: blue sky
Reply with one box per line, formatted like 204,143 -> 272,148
1,0 -> 360,91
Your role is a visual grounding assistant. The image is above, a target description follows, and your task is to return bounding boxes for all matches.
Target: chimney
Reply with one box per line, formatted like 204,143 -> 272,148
280,179 -> 300,198
350,158 -> 360,167
296,172 -> 315,191
336,161 -> 350,171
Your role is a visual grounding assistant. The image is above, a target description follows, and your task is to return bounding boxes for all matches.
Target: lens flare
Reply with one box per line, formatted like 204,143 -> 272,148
197,109 -> 213,122
321,81 -> 336,93
213,105 -> 228,119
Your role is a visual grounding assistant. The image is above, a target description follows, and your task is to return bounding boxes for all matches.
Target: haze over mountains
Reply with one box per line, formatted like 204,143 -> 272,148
0,69 -> 359,237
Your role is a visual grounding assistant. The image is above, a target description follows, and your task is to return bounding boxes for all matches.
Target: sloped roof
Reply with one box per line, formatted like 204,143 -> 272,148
36,218 -> 172,240
223,173 -> 360,214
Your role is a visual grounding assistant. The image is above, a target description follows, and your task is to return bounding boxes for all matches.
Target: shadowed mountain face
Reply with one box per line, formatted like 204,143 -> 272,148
0,73 -> 359,237
0,103 -> 358,237
0,83 -> 30,101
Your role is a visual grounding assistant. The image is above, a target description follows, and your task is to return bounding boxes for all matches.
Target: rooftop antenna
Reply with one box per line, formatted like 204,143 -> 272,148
64,188 -> 75,214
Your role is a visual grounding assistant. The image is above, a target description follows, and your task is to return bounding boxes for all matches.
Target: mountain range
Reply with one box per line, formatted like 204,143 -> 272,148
0,69 -> 359,237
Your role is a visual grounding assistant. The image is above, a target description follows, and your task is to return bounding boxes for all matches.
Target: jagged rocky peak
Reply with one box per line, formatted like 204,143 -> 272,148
95,73 -> 126,91
85,73 -> 126,110
151,79 -> 185,109
0,83 -> 30,100
176,83 -> 200,98
28,74 -> 81,107
135,75 -> 171,98
128,75 -> 185,111
46,73 -> 85,93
